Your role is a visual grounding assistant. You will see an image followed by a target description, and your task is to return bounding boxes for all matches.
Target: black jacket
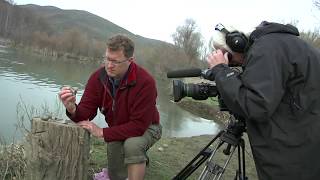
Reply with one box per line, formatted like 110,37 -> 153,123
212,22 -> 320,180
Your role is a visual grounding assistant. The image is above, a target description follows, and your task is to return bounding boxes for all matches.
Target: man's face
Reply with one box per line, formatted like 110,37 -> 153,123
230,52 -> 245,65
104,49 -> 132,79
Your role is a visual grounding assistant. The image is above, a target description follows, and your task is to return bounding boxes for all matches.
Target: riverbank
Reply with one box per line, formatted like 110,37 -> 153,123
0,37 -> 101,64
0,133 -> 258,180
0,38 -> 11,46
17,46 -> 101,64
175,98 -> 231,125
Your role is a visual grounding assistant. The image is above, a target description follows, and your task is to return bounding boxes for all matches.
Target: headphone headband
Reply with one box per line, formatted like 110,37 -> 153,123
214,23 -> 248,53
215,23 -> 229,34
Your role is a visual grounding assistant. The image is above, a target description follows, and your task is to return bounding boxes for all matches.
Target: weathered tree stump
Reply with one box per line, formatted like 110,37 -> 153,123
25,118 -> 90,180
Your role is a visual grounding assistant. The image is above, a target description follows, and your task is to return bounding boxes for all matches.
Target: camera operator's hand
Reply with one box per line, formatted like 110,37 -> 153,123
58,86 -> 77,115
207,49 -> 229,69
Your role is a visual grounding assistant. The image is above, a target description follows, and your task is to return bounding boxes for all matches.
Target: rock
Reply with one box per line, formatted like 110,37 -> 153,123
41,114 -> 52,121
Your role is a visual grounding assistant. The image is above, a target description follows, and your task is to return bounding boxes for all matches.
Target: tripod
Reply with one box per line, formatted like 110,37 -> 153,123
172,115 -> 248,180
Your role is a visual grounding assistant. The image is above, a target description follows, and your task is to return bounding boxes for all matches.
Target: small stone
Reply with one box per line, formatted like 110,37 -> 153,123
163,144 -> 168,148
70,87 -> 78,96
158,147 -> 164,151
41,114 -> 52,121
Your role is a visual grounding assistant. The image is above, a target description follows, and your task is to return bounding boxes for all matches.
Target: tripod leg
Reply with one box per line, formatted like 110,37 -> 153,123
198,141 -> 238,180
240,139 -> 248,180
237,144 -> 242,180
198,140 -> 224,180
172,131 -> 224,180
234,138 -> 248,180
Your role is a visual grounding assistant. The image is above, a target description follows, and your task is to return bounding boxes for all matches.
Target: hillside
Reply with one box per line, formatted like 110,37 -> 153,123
19,4 -> 169,48
0,2 -> 192,80
16,4 -> 188,76
19,5 -> 132,40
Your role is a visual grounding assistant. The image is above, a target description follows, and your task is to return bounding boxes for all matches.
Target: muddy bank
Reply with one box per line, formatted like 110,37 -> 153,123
175,98 -> 230,125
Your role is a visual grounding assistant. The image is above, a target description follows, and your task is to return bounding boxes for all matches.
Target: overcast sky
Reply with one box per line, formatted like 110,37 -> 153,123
15,0 -> 320,43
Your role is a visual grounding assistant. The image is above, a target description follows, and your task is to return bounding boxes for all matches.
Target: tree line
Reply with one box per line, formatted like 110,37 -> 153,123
172,13 -> 320,66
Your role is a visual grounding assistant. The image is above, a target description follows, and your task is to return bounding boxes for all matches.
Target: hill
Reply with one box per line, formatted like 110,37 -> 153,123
19,5 -> 132,40
19,4 -> 169,48
0,2 -> 191,79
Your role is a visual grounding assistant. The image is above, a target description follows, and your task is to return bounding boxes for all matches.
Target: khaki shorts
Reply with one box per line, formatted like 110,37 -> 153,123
107,124 -> 162,180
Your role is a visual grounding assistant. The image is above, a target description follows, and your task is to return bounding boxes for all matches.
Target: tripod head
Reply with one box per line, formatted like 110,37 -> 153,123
220,115 -> 246,157
221,115 -> 246,146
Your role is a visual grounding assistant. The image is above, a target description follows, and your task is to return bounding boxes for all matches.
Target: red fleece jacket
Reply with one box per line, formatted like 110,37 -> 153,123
68,62 -> 160,142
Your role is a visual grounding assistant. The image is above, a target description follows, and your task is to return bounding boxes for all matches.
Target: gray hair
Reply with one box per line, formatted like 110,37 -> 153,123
210,24 -> 253,53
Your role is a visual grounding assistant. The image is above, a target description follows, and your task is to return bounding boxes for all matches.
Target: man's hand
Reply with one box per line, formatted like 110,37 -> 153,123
207,49 -> 229,69
77,120 -> 104,138
58,86 -> 77,114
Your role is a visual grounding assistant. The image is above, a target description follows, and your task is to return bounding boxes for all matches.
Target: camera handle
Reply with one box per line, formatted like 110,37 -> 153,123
172,117 -> 248,180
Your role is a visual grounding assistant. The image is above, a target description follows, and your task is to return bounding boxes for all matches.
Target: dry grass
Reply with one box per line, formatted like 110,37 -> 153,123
0,97 -> 64,180
0,141 -> 26,180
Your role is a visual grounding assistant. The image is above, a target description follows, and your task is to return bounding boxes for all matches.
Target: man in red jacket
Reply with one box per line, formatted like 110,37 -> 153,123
59,34 -> 162,180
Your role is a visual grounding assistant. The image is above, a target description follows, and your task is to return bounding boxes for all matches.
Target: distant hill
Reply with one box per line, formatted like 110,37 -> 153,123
19,5 -> 131,40
19,4 -> 183,71
19,4 -> 167,48
0,3 -> 189,79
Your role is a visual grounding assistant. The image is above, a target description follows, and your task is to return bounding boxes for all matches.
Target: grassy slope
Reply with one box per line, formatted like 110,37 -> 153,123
90,134 -> 258,180
20,5 -> 131,39
19,4 -> 169,48
18,4 -> 174,74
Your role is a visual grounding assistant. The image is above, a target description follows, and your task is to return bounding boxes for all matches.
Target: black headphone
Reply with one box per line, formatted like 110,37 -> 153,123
214,23 -> 248,53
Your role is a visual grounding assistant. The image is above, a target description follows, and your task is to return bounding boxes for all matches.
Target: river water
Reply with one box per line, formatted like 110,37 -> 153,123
0,44 -> 221,142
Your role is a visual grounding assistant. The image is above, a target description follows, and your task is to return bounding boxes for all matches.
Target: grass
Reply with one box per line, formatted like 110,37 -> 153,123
89,134 -> 258,180
0,142 -> 26,180
0,122 -> 258,180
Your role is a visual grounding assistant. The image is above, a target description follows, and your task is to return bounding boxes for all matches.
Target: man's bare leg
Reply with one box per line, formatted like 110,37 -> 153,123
128,162 -> 146,180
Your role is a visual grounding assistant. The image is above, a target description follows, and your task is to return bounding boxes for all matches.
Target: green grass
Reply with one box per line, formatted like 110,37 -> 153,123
89,135 -> 258,180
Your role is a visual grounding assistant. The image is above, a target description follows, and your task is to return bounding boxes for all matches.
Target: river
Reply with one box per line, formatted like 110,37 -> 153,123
0,44 -> 221,142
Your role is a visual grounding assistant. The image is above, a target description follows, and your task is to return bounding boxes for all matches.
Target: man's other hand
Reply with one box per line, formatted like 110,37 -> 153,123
77,120 -> 104,138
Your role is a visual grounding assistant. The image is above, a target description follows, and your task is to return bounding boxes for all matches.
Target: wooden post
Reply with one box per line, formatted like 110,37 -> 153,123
25,118 -> 90,180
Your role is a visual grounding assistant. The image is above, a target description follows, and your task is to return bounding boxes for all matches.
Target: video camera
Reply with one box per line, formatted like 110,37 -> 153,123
167,67 -> 228,111
167,67 -> 248,180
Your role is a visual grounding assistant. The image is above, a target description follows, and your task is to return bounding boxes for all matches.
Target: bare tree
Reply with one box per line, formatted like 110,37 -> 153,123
0,0 -> 13,37
314,0 -> 320,10
172,18 -> 204,65
300,29 -> 320,47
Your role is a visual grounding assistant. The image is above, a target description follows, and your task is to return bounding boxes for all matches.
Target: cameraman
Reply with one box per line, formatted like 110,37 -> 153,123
207,21 -> 320,180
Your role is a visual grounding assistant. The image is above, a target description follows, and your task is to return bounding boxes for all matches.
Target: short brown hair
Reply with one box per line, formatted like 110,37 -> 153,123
106,34 -> 134,58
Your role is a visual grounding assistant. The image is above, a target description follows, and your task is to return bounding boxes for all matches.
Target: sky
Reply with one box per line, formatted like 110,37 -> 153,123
14,0 -> 320,44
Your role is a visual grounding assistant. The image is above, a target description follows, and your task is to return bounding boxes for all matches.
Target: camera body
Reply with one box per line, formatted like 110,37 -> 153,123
167,67 -> 237,111
172,79 -> 228,111
172,80 -> 218,102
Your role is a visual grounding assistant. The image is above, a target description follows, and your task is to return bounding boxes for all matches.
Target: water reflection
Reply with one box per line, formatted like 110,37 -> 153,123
0,45 -> 221,141
159,100 -> 219,137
